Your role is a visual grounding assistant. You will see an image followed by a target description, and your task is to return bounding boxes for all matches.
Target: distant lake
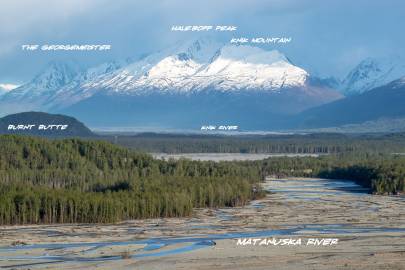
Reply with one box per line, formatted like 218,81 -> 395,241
151,153 -> 321,161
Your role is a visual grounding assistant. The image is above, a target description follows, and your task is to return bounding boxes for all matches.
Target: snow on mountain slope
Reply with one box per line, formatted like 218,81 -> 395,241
0,60 -> 125,113
341,56 -> 405,95
82,38 -> 223,93
45,61 -> 125,109
84,40 -> 308,94
0,38 -> 334,120
194,45 -> 307,91
0,61 -> 85,115
1,61 -> 81,102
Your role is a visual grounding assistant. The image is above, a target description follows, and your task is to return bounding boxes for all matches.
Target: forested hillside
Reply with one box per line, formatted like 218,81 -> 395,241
0,135 -> 264,225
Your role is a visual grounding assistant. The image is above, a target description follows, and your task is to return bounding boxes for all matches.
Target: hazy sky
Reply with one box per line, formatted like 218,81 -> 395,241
0,0 -> 404,84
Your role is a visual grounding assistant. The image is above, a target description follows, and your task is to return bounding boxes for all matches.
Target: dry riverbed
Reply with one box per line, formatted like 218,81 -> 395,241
0,177 -> 404,269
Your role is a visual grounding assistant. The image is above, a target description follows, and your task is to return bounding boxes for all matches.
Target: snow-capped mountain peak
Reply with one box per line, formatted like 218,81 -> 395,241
83,40 -> 308,94
196,45 -> 307,91
341,56 -> 405,95
30,61 -> 81,90
1,61 -> 81,102
172,38 -> 223,63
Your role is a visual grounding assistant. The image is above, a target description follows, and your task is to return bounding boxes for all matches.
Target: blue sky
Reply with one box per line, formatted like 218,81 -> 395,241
0,0 -> 404,84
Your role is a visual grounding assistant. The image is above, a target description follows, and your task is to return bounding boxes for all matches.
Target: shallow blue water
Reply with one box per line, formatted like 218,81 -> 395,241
0,178 -> 402,266
1,224 -> 405,264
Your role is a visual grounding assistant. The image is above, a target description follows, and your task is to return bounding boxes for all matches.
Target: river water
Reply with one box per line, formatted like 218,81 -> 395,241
0,177 -> 404,269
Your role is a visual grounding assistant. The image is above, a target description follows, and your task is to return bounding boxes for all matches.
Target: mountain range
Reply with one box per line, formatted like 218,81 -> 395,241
0,38 -> 404,132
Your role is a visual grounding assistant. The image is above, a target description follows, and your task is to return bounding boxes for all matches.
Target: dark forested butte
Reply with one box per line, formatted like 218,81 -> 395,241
0,111 -> 94,137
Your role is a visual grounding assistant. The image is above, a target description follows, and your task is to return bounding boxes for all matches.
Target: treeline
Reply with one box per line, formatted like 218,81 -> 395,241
103,133 -> 405,154
0,135 -> 264,225
260,153 -> 405,195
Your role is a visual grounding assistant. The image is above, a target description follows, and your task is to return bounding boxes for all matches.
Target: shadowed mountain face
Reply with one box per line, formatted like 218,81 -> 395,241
294,78 -> 405,129
58,84 -> 341,130
0,112 -> 94,137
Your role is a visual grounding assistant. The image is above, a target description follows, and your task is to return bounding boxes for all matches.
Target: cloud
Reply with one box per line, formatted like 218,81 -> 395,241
0,83 -> 19,91
0,0 -> 404,82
